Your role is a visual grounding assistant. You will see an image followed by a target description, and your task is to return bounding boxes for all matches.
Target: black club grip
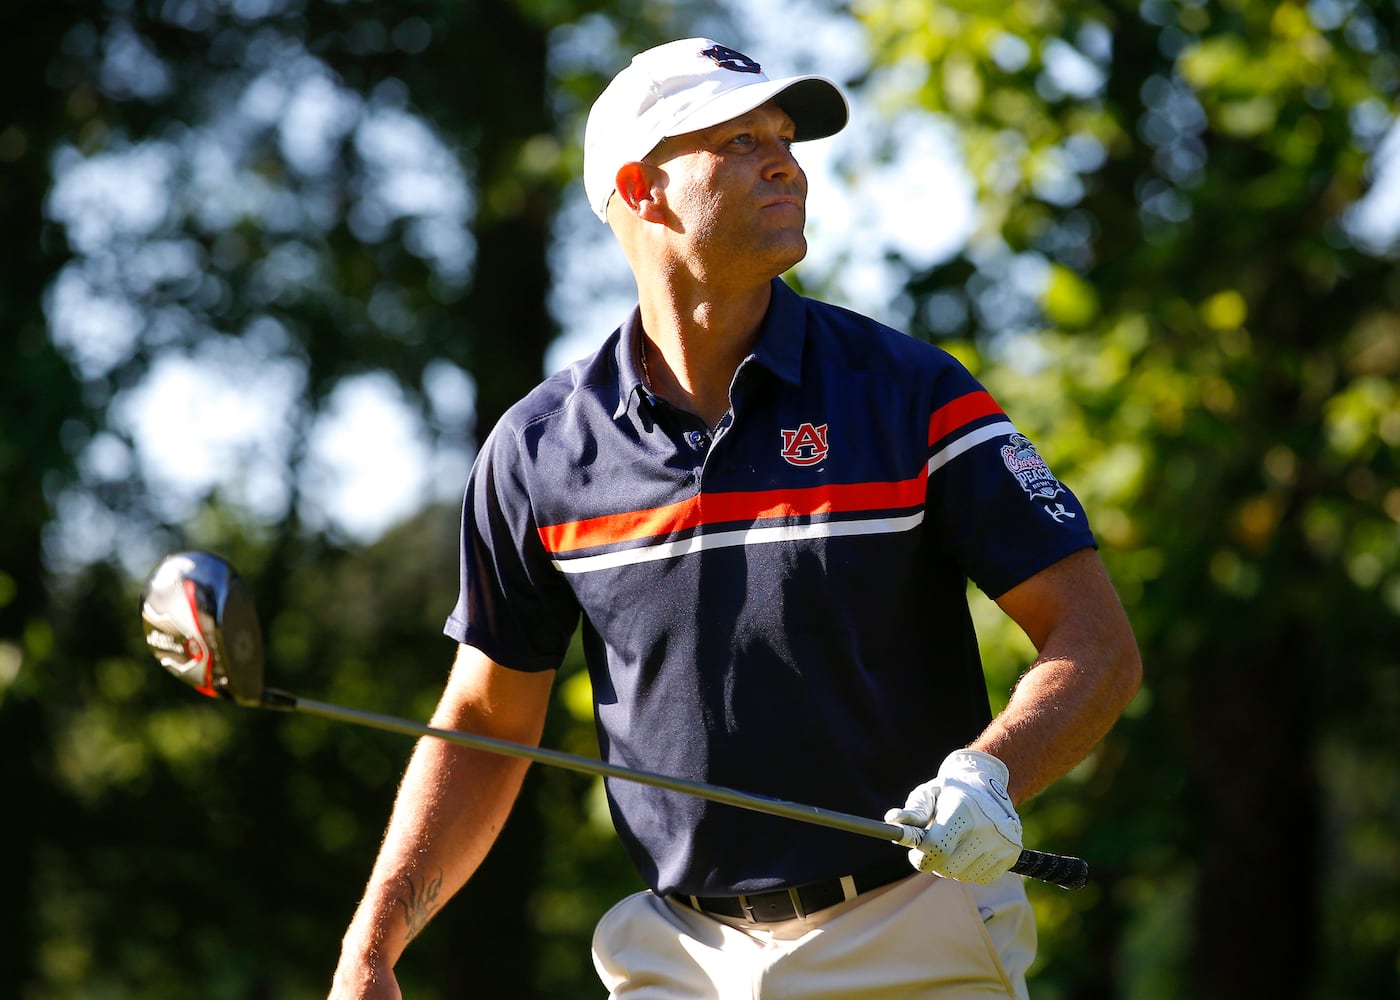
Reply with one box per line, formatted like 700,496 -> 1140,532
1010,849 -> 1089,890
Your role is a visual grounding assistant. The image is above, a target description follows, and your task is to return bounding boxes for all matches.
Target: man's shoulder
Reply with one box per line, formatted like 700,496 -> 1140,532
493,331 -> 625,439
798,292 -> 970,380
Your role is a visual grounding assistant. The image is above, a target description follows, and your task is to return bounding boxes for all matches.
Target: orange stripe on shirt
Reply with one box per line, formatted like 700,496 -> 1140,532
539,475 -> 927,554
927,391 -> 1005,447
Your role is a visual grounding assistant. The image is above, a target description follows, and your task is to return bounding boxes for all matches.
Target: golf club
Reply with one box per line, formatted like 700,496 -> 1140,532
140,550 -> 1090,891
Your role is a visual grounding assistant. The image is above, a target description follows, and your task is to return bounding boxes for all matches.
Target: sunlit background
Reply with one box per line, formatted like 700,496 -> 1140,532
42,0 -> 1400,571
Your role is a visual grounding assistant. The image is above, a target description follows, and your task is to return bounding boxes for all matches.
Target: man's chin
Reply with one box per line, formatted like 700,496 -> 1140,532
776,238 -> 808,274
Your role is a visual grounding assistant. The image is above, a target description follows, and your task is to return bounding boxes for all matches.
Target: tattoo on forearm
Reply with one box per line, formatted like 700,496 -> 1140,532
396,869 -> 444,943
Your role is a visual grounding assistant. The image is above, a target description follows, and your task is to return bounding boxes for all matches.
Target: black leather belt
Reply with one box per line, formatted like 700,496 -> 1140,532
678,867 -> 912,923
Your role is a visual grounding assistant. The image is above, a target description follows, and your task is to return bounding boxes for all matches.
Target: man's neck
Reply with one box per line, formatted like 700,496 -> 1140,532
637,278 -> 773,429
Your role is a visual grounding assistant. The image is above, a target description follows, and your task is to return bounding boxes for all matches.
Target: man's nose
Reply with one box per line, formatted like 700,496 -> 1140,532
760,139 -> 801,180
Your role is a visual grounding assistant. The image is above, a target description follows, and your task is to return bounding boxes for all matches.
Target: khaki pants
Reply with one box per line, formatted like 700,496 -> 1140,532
592,873 -> 1035,999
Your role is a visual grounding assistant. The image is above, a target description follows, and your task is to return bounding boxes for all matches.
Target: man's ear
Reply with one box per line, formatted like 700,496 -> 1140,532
614,162 -> 666,222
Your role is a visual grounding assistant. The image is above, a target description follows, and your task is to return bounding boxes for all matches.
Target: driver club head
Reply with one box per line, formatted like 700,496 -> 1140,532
140,551 -> 265,706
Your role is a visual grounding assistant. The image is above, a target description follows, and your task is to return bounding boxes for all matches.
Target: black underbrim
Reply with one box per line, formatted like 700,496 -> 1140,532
775,78 -> 849,142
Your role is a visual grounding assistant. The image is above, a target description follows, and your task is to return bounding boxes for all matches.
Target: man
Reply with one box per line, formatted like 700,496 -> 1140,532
330,38 -> 1141,999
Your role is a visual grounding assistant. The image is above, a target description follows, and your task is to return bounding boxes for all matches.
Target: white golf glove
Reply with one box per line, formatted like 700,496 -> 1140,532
884,749 -> 1023,885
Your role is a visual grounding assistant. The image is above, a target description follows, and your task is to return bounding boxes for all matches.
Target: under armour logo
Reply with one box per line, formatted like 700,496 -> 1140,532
700,44 -> 762,74
780,423 -> 829,466
1044,503 -> 1077,522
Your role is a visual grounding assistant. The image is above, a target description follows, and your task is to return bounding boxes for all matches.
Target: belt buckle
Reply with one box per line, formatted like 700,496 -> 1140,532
734,889 -> 807,922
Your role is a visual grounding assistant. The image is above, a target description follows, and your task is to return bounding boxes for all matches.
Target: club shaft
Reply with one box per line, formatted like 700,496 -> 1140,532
264,689 -> 1087,890
274,689 -> 890,838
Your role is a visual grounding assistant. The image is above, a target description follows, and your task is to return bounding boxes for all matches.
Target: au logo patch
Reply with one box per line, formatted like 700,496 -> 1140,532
780,423 -> 828,466
700,44 -> 762,74
1000,433 -> 1063,501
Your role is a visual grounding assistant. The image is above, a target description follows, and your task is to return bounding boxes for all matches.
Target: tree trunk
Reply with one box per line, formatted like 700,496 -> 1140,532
1188,615 -> 1317,998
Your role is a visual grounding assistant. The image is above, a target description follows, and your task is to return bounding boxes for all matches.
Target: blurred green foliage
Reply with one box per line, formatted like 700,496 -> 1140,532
851,1 -> 1400,996
2,0 -> 1397,997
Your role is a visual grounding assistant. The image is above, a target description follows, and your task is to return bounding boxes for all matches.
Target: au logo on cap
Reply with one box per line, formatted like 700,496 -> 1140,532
700,43 -> 762,74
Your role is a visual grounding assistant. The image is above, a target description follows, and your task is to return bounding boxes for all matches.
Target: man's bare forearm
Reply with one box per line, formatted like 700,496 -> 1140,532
977,550 -> 1143,804
974,649 -> 1139,803
331,650 -> 556,994
336,737 -> 533,975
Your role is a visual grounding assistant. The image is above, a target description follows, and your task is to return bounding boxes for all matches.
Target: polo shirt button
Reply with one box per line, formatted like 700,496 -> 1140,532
689,431 -> 707,449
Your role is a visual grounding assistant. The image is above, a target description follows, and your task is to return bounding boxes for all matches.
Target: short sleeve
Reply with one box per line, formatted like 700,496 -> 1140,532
923,365 -> 1097,599
443,419 -> 581,671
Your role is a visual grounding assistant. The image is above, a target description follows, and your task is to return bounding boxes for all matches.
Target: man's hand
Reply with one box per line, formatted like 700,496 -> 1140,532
885,749 -> 1023,885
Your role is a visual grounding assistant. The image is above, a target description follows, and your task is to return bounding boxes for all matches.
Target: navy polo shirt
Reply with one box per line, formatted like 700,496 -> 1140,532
445,277 -> 1095,897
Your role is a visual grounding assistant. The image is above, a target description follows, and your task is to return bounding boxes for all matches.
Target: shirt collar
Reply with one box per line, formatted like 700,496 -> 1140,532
611,277 -> 808,420
613,305 -> 652,420
748,277 -> 806,387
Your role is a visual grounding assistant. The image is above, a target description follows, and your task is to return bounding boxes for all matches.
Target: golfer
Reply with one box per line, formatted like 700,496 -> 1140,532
331,38 -> 1141,999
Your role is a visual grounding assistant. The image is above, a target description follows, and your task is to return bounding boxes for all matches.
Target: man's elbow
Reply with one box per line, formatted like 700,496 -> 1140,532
1107,622 -> 1144,715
